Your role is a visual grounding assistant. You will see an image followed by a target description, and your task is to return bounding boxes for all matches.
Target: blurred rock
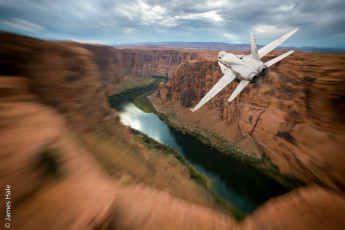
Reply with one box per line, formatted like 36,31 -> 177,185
0,32 -> 236,230
1,32 -> 345,229
0,76 -> 117,229
242,185 -> 345,230
0,32 -> 110,132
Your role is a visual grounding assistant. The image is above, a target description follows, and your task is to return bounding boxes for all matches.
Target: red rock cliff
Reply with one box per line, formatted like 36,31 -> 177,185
2,32 -> 345,229
0,32 -> 117,229
82,45 -> 212,95
0,32 -> 237,229
0,32 -> 110,132
156,52 -> 345,192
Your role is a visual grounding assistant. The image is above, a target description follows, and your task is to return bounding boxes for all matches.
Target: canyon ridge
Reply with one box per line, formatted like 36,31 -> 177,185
1,32 -> 345,229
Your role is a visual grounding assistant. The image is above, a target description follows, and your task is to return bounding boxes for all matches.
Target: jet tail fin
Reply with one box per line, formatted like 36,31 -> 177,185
250,32 -> 259,60
258,28 -> 299,59
265,50 -> 295,67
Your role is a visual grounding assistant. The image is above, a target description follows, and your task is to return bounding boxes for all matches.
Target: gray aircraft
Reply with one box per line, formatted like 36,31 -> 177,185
191,28 -> 299,112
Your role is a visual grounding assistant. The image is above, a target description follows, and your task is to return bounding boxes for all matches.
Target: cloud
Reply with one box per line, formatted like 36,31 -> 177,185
113,0 -> 223,28
124,28 -> 136,34
254,25 -> 292,35
176,11 -> 224,23
0,0 -> 344,48
114,0 -> 166,26
70,38 -> 114,44
224,33 -> 240,43
2,18 -> 44,32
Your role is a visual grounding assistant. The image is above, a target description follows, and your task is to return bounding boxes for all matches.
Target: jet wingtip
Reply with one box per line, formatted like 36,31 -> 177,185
190,108 -> 195,112
291,28 -> 299,34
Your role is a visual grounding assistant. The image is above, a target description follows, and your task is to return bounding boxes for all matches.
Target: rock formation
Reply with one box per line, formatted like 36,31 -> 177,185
0,32 -> 235,229
1,32 -> 345,229
0,32 -> 110,132
82,44 -> 214,95
0,76 -> 237,230
155,52 -> 345,193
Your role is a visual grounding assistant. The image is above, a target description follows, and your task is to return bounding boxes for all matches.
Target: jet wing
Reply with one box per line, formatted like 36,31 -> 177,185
258,28 -> 299,59
228,80 -> 250,102
191,72 -> 236,112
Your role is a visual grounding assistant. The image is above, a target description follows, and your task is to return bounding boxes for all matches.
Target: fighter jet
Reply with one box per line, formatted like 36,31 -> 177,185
190,28 -> 299,112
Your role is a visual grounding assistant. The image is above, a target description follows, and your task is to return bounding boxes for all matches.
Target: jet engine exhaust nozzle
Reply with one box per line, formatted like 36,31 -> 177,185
258,65 -> 268,76
249,72 -> 259,83
190,28 -> 299,112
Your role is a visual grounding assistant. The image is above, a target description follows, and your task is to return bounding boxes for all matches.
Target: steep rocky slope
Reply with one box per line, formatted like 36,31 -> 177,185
0,76 -> 237,229
0,32 -> 235,229
0,32 -> 116,228
82,44 -> 215,95
0,77 -> 117,229
0,32 -> 110,132
2,32 -> 345,229
154,51 -> 345,193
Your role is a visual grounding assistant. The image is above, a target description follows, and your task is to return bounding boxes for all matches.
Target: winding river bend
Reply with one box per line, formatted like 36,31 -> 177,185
114,100 -> 288,215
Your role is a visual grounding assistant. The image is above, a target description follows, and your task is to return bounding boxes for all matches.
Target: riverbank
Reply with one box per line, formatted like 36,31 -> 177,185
107,83 -> 245,219
3,31 -> 345,229
130,128 -> 244,220
133,92 -> 298,190
108,76 -> 168,104
108,78 -> 296,217
80,116 -> 244,217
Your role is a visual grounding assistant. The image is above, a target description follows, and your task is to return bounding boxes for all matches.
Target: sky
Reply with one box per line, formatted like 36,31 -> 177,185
0,0 -> 345,48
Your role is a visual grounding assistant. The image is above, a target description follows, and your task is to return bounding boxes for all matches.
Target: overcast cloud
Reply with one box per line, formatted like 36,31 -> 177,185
0,0 -> 345,47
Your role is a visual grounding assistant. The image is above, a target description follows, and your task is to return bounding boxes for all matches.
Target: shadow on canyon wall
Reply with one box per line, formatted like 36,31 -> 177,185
1,32 -> 345,229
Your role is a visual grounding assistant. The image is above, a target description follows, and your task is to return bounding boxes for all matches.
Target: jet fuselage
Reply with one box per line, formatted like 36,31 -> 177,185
218,52 -> 268,83
190,28 -> 299,112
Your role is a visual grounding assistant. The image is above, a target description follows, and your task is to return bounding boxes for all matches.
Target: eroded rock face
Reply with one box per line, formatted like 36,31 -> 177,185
0,32 -> 110,132
83,45 -> 201,79
0,76 -> 117,229
0,76 -> 234,230
157,52 -> 345,192
2,32 -> 345,229
241,184 -> 345,230
82,45 -> 212,95
0,33 -> 237,229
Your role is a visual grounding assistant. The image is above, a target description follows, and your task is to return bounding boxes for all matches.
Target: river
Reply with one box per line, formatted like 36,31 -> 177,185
114,101 -> 288,215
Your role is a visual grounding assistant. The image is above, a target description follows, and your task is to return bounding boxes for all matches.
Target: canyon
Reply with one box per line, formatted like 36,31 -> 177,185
82,44 -> 216,96
1,32 -> 345,229
153,52 -> 345,192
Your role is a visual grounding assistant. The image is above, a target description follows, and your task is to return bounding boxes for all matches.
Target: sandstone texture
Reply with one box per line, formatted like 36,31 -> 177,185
155,52 -> 345,194
83,44 -> 216,95
241,184 -> 345,230
0,76 -> 238,230
0,32 -> 236,229
2,32 -> 345,229
0,32 -> 110,132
